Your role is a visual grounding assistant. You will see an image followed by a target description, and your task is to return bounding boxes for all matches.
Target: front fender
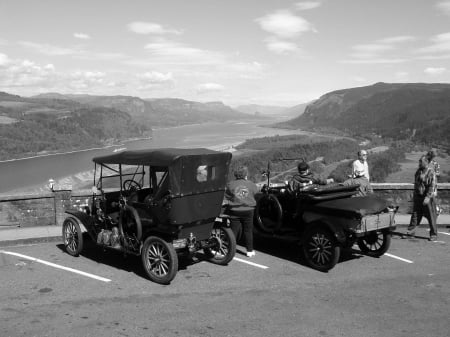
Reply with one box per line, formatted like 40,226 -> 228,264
64,210 -> 96,241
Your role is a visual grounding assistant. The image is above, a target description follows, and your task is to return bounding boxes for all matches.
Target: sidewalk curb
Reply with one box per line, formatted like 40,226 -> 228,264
0,236 -> 61,248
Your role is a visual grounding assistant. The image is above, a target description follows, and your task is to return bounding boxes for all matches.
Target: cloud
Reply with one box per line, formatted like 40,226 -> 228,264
415,32 -> 450,54
256,10 -> 315,38
143,38 -> 225,65
424,67 -> 447,75
0,53 -> 10,66
18,41 -> 79,56
68,71 -> 105,90
264,38 -> 300,54
196,83 -> 224,94
127,21 -> 182,35
73,33 -> 91,40
435,1 -> 450,16
376,36 -> 416,44
295,1 -> 321,11
139,71 -> 173,83
137,71 -> 174,90
344,35 -> 414,64
0,58 -> 57,89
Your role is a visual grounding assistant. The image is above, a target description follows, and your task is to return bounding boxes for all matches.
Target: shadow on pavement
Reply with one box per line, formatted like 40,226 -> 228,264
56,235 -> 203,281
249,233 -> 366,272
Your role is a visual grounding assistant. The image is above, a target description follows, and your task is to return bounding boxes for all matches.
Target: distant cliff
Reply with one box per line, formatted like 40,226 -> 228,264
277,82 -> 450,147
34,93 -> 253,126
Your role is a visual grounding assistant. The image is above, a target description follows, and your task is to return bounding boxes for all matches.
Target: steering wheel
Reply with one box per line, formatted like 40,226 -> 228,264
123,179 -> 141,192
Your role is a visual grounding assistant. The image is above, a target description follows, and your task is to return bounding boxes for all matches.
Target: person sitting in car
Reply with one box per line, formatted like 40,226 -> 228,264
291,162 -> 334,190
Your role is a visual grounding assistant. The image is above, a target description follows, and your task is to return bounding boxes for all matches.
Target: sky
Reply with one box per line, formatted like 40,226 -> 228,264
0,0 -> 449,107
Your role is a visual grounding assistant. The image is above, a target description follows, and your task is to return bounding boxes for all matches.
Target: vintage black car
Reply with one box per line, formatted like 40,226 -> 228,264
254,178 -> 397,272
62,148 -> 236,284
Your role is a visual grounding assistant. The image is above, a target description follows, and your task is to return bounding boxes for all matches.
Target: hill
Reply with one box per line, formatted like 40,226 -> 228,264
277,82 -> 450,147
0,92 -> 150,160
235,103 -> 308,119
34,93 -> 253,126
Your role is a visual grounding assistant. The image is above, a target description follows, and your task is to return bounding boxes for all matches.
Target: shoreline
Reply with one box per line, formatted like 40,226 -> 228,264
0,136 -> 153,163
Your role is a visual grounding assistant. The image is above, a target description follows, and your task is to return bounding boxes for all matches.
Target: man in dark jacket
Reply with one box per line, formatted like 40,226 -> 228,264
291,162 -> 334,190
404,155 -> 438,241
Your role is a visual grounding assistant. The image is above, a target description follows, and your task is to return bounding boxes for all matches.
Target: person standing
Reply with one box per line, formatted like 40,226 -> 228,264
426,149 -> 440,178
352,150 -> 370,181
404,155 -> 438,241
223,166 -> 258,257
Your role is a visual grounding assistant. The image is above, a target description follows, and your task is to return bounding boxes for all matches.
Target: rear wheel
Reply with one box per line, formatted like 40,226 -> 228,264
302,226 -> 340,272
62,218 -> 84,256
254,194 -> 283,233
141,236 -> 178,285
204,227 -> 236,265
357,231 -> 391,257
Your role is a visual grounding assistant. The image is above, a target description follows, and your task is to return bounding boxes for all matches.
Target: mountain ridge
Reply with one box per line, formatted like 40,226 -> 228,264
278,82 -> 450,146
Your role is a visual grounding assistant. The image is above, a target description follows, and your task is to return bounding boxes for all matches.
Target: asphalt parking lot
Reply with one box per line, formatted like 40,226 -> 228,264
1,226 -> 449,337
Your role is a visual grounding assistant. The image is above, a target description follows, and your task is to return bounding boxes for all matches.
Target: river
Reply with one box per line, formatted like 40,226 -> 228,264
0,119 -> 306,194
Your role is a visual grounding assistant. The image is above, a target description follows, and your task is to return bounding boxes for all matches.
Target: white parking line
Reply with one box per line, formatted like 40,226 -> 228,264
0,250 -> 112,282
438,231 -> 450,236
384,253 -> 413,264
233,257 -> 269,269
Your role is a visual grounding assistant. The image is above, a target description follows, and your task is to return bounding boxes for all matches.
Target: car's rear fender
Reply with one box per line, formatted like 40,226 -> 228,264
64,210 -> 97,241
301,214 -> 347,244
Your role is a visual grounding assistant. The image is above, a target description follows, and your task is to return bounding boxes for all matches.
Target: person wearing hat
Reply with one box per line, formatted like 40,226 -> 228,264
341,168 -> 373,197
352,150 -> 370,181
223,166 -> 258,257
291,161 -> 334,190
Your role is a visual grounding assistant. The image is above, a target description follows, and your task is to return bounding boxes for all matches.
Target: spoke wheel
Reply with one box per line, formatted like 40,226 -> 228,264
204,227 -> 236,265
302,226 -> 340,272
255,194 -> 283,233
357,231 -> 391,257
62,218 -> 84,256
141,236 -> 178,284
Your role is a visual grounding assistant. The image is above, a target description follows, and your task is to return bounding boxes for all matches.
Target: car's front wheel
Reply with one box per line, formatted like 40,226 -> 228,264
357,230 -> 391,257
62,218 -> 84,256
141,236 -> 178,285
302,226 -> 340,272
204,227 -> 236,265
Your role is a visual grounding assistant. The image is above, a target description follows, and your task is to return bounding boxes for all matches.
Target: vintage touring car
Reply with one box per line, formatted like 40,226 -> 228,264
255,176 -> 397,272
62,148 -> 236,284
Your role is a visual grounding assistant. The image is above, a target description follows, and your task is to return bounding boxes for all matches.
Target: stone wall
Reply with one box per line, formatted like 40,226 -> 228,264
0,183 -> 449,228
372,183 -> 450,213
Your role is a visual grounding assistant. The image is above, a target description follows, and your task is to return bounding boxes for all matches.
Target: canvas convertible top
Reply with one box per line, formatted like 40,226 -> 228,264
93,148 -> 225,166
93,148 -> 232,197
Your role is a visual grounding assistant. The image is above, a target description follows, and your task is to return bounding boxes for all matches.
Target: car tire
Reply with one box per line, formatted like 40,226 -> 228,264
302,226 -> 340,272
204,227 -> 236,265
254,194 -> 283,233
141,236 -> 178,285
62,218 -> 84,257
357,230 -> 391,257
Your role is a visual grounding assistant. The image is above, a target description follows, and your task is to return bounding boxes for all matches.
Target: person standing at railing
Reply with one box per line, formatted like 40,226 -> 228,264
223,166 -> 258,257
426,149 -> 441,216
404,155 -> 438,241
352,150 -> 370,181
